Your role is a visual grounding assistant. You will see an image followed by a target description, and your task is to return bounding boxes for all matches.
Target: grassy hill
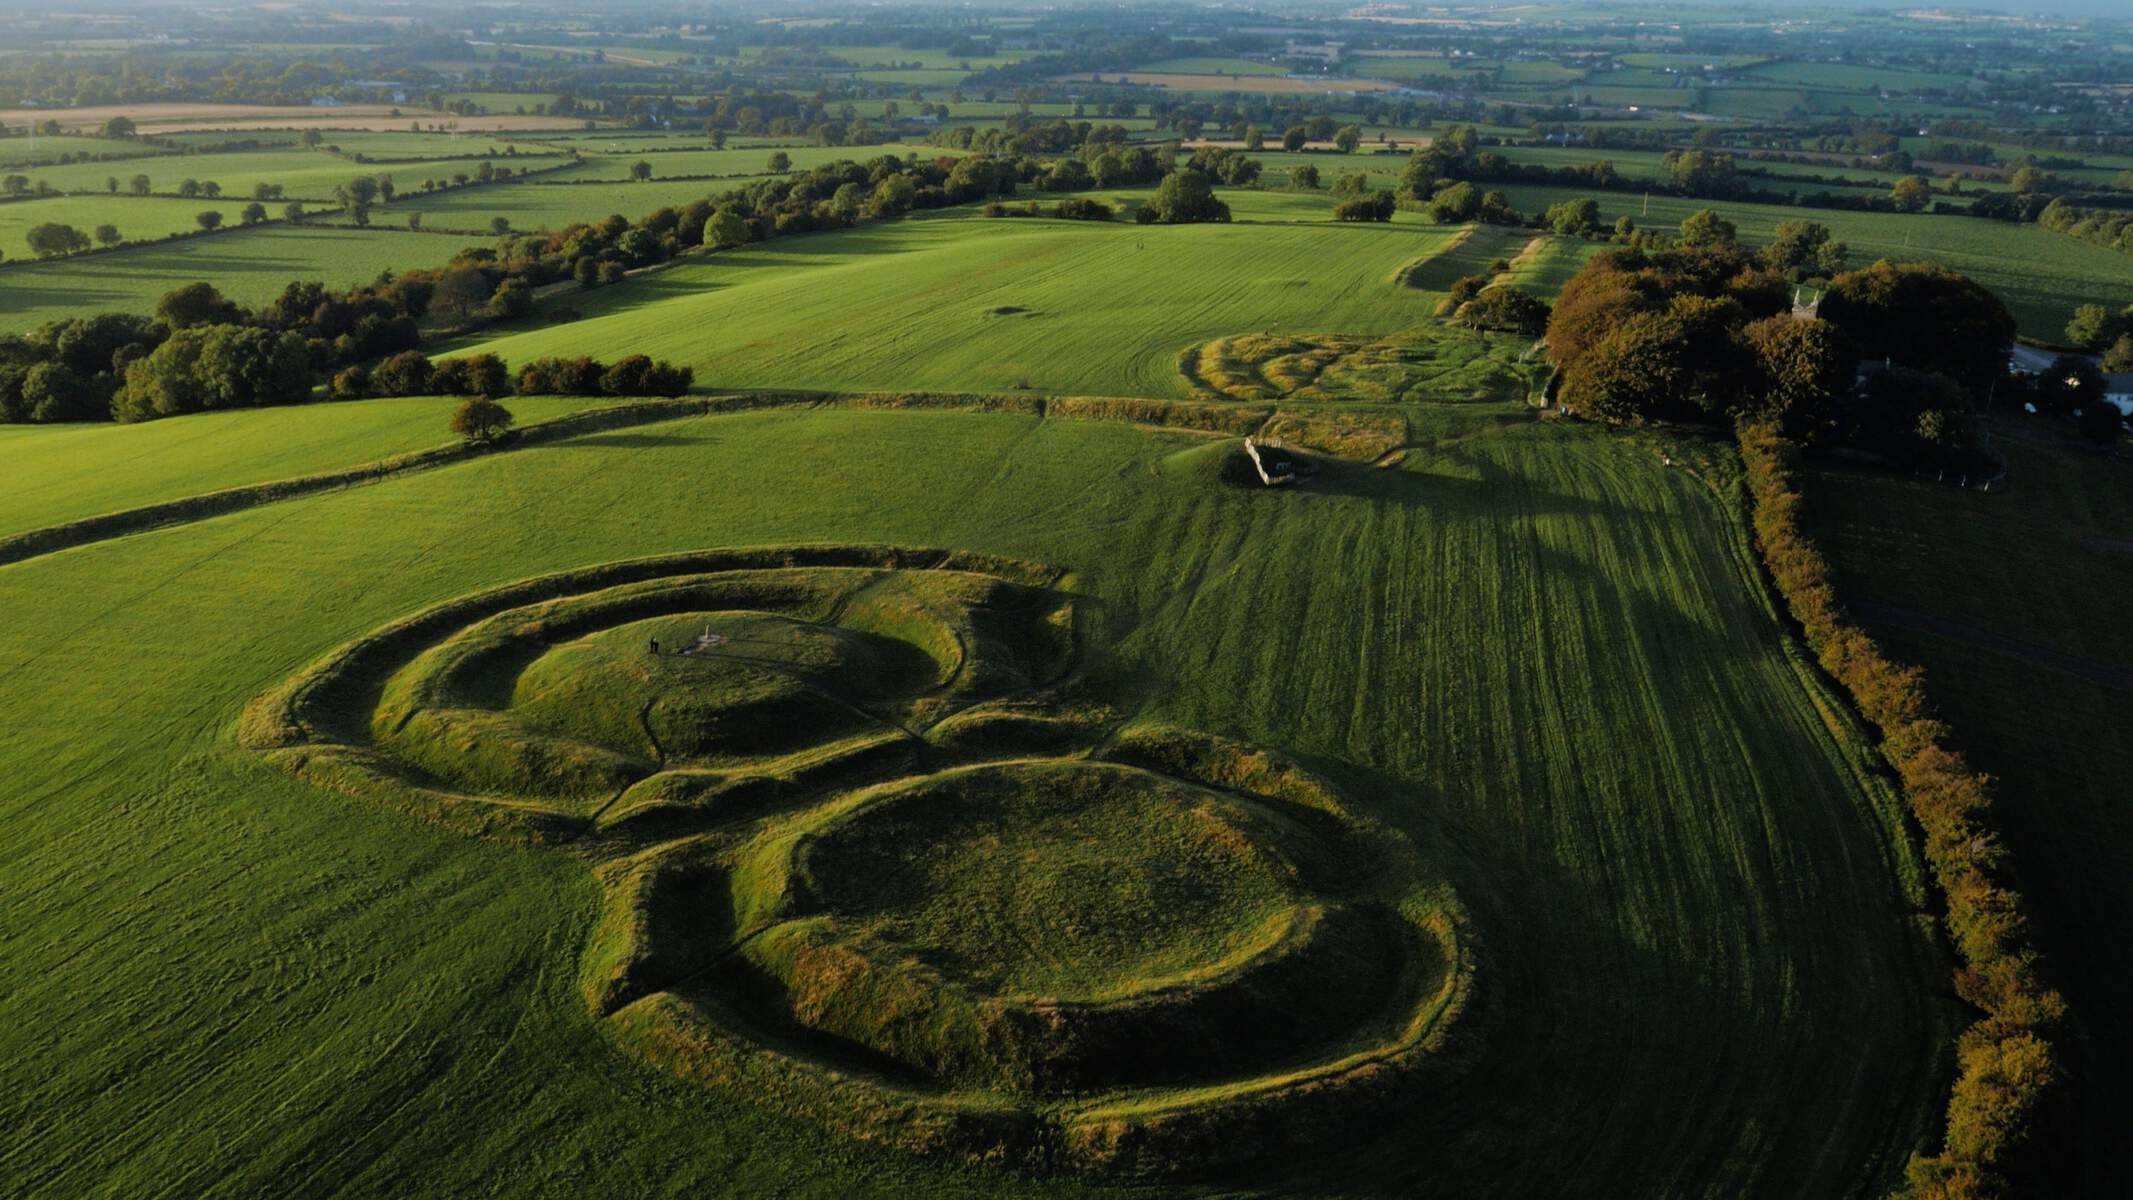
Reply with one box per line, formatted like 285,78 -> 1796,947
451,199 -> 1465,397
0,383 -> 1941,1194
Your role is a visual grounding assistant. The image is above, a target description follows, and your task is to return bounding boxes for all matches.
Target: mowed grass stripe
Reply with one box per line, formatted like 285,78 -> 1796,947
455,211 -> 1463,398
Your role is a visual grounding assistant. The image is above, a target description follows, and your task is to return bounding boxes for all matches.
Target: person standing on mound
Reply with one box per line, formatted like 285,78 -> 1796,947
649,638 -> 659,657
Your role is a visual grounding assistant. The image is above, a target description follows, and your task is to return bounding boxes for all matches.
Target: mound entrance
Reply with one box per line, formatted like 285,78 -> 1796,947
239,547 -> 1481,1178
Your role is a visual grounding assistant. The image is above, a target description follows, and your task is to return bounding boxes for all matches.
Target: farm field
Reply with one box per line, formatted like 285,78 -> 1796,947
1802,425 -> 2133,1198
556,143 -> 954,180
0,386 -> 1939,1196
384,176 -> 773,232
0,102 -> 586,133
1490,183 -> 2133,337
0,195 -> 286,257
1052,72 -> 1402,94
0,225 -> 473,331
1136,56 -> 1289,76
0,394 -> 615,538
15,148 -> 568,201
450,199 -> 1463,396
5,4 -> 2125,1192
0,134 -> 165,165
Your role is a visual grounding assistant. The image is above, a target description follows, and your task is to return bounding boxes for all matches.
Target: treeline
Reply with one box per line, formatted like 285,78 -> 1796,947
2033,197 -> 2133,257
331,351 -> 692,401
1545,221 -> 2015,471
1738,423 -> 2063,1200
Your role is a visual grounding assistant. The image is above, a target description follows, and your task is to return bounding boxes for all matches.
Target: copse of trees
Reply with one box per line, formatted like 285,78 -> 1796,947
1452,286 -> 1551,335
109,325 -> 311,423
1134,169 -> 1230,225
1546,230 -> 2015,468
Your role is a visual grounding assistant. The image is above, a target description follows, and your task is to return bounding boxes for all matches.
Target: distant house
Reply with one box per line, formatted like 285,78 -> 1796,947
2106,374 -> 2133,415
309,95 -> 344,108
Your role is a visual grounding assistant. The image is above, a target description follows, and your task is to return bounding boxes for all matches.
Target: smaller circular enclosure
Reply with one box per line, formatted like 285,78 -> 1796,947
591,737 -> 1478,1178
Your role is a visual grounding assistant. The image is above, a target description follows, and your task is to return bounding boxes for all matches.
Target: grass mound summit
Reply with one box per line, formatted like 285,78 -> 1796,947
239,545 -> 1480,1177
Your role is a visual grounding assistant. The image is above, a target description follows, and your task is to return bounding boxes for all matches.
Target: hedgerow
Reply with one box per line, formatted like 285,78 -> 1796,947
1737,420 -> 2064,1199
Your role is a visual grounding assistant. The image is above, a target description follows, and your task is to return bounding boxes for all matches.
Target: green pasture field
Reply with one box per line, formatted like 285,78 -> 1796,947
1490,61 -> 1589,86
0,378 -> 1937,1197
308,131 -> 556,159
0,225 -> 472,332
151,131 -> 304,148
1136,56 -> 1288,76
1393,224 -> 1539,293
1489,144 -> 1985,199
1349,57 -> 1474,83
1618,52 -> 1770,69
1569,83 -> 1699,108
1803,422 -> 2133,1197
440,92 -> 566,113
854,69 -> 975,86
385,177 -> 772,233
449,196 -> 1460,396
0,395 -> 614,538
560,143 -> 954,181
0,195 -> 292,258
1489,183 -> 2133,338
0,134 -> 166,166
743,44 -> 1024,70
16,148 -> 556,201
1741,59 -> 1975,93
1498,234 -> 1600,294
1696,88 -> 1815,120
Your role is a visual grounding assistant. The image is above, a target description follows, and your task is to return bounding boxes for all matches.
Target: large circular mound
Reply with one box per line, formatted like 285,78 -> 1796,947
512,612 -> 920,760
240,546 -> 1083,833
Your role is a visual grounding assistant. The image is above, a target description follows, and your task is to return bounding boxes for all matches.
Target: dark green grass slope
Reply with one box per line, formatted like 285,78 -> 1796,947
1803,422 -> 2133,1194
0,404 -> 1939,1196
0,395 -> 613,539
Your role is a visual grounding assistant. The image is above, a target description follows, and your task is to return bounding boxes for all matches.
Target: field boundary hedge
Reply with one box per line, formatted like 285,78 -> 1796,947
1736,420 -> 2065,1198
0,395 -> 735,569
0,389 -> 1288,572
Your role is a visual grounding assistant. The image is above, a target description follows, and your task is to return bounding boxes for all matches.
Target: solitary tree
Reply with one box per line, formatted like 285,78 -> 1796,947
630,159 -> 653,182
283,201 -> 306,222
1281,125 -> 1308,152
449,396 -> 514,444
105,176 -> 118,193
129,174 -> 151,195
1678,209 -> 1738,247
94,223 -> 121,247
195,210 -> 224,231
1889,175 -> 1933,213
101,115 -> 136,139
1333,124 -> 1363,154
490,216 -> 512,235
1289,163 -> 1320,190
156,281 -> 244,329
241,202 -> 267,225
768,150 -> 791,172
